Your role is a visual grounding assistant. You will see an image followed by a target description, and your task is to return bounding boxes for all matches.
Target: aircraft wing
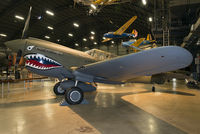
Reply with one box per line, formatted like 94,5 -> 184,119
102,38 -> 112,42
131,38 -> 145,47
113,16 -> 137,35
75,46 -> 192,83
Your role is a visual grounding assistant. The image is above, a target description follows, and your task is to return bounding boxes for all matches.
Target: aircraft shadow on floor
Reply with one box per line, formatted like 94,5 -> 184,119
68,91 -> 186,134
0,97 -> 62,108
155,89 -> 195,96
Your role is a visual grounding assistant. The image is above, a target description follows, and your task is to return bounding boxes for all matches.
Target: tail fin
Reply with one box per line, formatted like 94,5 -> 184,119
131,38 -> 145,47
146,34 -> 152,41
93,0 -> 103,5
132,29 -> 138,37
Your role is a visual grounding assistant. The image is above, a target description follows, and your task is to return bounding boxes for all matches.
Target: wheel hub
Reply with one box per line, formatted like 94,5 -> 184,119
70,91 -> 81,102
57,86 -> 64,93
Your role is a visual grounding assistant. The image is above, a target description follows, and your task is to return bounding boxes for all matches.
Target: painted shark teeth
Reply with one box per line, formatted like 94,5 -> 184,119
24,53 -> 62,70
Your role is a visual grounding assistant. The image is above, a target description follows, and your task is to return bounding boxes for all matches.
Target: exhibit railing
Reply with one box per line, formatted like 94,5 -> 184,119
0,77 -> 49,98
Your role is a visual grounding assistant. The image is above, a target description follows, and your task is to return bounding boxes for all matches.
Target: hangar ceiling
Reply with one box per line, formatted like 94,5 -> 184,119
0,0 -> 199,49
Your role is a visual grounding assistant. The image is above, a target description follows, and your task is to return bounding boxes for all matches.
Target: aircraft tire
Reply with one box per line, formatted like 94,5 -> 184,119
53,82 -> 65,95
65,87 -> 83,105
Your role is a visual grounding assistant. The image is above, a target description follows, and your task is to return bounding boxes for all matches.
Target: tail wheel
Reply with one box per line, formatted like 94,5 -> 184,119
65,87 -> 83,105
53,82 -> 65,95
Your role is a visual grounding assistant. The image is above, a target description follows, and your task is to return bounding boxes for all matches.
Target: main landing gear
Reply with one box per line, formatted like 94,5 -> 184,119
53,80 -> 96,105
65,87 -> 84,105
53,82 -> 65,95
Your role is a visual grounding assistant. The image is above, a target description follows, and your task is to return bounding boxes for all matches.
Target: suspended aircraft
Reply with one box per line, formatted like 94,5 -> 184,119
74,0 -> 131,6
122,34 -> 156,51
102,16 -> 138,42
5,7 -> 193,105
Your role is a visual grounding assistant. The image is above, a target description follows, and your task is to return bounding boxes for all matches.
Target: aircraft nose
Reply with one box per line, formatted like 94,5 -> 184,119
4,39 -> 26,53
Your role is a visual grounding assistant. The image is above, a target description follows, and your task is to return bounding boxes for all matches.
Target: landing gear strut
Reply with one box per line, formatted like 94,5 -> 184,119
53,82 -> 65,95
65,87 -> 84,105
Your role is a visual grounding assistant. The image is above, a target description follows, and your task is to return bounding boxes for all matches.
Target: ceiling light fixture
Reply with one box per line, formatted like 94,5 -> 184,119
94,42 -> 97,45
68,33 -> 73,37
15,15 -> 24,20
90,36 -> 94,40
73,23 -> 79,27
148,17 -> 152,22
46,10 -> 54,16
0,34 -> 7,37
75,43 -> 79,46
47,26 -> 53,30
45,36 -> 50,39
111,41 -> 114,44
91,31 -> 95,35
83,38 -> 87,41
142,0 -> 147,5
90,4 -> 96,10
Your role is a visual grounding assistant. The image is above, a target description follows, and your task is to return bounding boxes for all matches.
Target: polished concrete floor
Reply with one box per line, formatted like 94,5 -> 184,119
0,79 -> 200,134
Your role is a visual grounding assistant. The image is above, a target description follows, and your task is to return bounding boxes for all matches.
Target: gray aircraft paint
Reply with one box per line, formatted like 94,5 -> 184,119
5,38 -> 193,83
77,46 -> 193,82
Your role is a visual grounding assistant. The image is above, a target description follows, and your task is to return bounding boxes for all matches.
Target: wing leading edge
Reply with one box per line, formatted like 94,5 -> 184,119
75,46 -> 192,82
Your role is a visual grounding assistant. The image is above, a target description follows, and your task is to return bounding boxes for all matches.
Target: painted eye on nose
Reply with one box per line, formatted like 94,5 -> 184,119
27,46 -> 34,51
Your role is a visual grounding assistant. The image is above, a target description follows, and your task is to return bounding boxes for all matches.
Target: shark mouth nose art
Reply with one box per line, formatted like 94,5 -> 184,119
24,54 -> 62,70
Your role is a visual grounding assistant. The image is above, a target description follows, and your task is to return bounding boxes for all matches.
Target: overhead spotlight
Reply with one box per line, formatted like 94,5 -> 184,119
75,43 -> 79,46
111,41 -> 114,44
90,4 -> 96,10
94,42 -> 97,45
47,26 -> 53,30
73,23 -> 79,28
103,37 -> 106,39
148,17 -> 153,22
142,0 -> 147,5
90,36 -> 94,40
37,16 -> 42,20
45,36 -> 50,39
15,15 -> 24,20
83,38 -> 87,41
0,34 -> 7,37
68,33 -> 73,37
91,31 -> 95,35
57,39 -> 60,42
46,10 -> 54,16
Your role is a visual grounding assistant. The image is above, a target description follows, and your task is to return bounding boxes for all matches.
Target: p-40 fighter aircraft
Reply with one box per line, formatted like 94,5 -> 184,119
102,16 -> 138,42
5,7 -> 193,105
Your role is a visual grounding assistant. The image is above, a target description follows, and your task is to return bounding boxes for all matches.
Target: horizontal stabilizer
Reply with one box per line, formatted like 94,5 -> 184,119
130,45 -> 143,51
102,38 -> 112,43
131,38 -> 145,47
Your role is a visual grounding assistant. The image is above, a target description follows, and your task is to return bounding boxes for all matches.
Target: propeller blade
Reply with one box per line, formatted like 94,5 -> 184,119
21,6 -> 32,39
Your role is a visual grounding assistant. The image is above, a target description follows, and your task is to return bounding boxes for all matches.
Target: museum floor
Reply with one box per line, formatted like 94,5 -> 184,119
0,79 -> 200,134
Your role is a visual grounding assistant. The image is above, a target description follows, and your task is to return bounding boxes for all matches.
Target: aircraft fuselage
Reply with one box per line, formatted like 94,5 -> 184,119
104,33 -> 135,38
